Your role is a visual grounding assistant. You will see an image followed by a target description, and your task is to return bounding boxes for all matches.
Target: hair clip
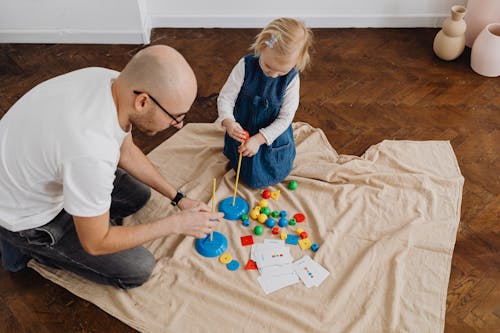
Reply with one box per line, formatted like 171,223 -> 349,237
264,34 -> 277,48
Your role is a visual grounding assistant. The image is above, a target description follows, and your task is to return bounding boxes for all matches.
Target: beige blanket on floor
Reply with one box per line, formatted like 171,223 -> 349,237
29,122 -> 464,333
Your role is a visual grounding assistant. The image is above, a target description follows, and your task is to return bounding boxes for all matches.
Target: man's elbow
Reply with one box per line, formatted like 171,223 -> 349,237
81,240 -> 108,256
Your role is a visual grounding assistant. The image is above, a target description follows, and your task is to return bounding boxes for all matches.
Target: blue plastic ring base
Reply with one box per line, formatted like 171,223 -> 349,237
195,231 -> 228,258
218,196 -> 249,220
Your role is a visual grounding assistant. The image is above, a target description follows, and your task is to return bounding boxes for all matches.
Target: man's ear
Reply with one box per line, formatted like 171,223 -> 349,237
134,93 -> 149,113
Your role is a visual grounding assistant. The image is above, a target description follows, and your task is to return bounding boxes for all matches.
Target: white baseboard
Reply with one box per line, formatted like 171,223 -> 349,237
0,14 -> 446,44
0,29 -> 146,44
151,14 -> 446,28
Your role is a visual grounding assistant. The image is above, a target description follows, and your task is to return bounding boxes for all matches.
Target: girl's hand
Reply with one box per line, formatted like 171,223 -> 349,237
223,119 -> 247,143
239,134 -> 266,157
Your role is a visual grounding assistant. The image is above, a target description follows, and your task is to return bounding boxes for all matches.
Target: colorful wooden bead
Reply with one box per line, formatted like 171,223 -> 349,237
271,210 -> 280,218
249,209 -> 259,220
258,213 -> 268,223
285,234 -> 299,245
254,225 -> 264,235
289,218 -> 296,226
280,232 -> 287,240
258,199 -> 269,208
298,238 -> 312,250
288,180 -> 298,190
300,231 -> 308,239
272,227 -> 279,235
261,207 -> 271,216
296,228 -> 304,235
227,260 -> 240,271
311,243 -> 319,252
245,259 -> 258,270
293,213 -> 305,223
262,189 -> 271,199
266,218 -> 276,228
219,253 -> 232,264
240,235 -> 254,246
278,217 -> 288,227
270,190 -> 280,200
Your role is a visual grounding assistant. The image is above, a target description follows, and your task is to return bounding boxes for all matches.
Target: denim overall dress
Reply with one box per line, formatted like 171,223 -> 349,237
223,54 -> 298,189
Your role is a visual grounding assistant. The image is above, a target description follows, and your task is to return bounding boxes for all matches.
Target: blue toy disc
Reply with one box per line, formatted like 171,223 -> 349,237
218,196 -> 249,220
278,218 -> 288,227
195,231 -> 228,258
265,218 -> 276,228
227,260 -> 240,271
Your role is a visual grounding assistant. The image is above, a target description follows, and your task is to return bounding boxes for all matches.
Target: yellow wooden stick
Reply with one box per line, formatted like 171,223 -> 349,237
212,178 -> 216,213
210,178 -> 216,241
232,143 -> 243,206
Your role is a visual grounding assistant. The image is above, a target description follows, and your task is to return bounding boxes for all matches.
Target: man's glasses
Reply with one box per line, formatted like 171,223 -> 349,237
133,90 -> 186,125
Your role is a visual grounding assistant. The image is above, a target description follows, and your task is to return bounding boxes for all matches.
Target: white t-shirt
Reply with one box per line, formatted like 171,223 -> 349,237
0,67 -> 128,232
216,57 -> 300,145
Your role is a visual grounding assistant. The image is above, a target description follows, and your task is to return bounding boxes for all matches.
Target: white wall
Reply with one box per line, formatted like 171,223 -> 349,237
148,0 -> 466,28
0,0 -> 466,44
0,0 -> 150,44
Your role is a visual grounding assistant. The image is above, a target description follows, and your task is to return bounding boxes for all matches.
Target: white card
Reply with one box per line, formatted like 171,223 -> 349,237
257,272 -> 300,295
251,243 -> 284,261
255,246 -> 293,268
259,263 -> 295,277
293,255 -> 330,287
264,238 -> 285,245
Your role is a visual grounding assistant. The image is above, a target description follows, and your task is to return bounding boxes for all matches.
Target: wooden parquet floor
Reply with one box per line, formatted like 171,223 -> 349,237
0,28 -> 498,333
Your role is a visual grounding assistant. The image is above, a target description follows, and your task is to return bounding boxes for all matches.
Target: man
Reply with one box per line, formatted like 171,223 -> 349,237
0,45 -> 223,289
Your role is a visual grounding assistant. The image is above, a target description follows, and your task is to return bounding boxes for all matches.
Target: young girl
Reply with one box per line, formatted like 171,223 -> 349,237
217,17 -> 313,189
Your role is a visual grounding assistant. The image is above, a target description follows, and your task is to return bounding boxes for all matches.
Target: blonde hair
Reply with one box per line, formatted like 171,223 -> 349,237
251,17 -> 313,72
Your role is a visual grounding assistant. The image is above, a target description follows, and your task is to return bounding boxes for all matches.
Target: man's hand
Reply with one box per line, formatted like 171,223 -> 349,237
177,197 -> 210,212
171,210 -> 224,238
222,119 -> 247,143
73,209 -> 225,255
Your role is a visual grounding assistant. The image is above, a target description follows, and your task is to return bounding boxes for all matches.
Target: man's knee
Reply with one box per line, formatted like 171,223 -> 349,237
116,249 -> 155,289
0,237 -> 30,272
118,169 -> 151,209
135,183 -> 151,211
110,171 -> 151,219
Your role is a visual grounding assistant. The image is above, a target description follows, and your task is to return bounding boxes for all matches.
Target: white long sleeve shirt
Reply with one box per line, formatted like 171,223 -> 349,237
217,57 -> 300,145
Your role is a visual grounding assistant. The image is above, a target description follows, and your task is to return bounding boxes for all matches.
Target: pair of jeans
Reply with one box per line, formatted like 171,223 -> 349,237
0,168 -> 155,289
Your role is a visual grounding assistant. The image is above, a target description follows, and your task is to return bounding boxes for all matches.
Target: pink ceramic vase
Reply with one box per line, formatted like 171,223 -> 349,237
433,5 -> 467,61
471,23 -> 500,77
465,0 -> 500,47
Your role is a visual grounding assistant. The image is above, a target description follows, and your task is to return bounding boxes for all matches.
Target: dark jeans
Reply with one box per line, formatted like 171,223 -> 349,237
0,168 -> 155,289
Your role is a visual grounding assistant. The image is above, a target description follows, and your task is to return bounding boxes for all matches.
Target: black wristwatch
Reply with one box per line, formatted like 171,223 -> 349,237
171,191 -> 186,206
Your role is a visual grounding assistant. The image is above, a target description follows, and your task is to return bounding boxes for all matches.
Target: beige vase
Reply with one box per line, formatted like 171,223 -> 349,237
433,5 -> 467,61
471,23 -> 500,77
464,0 -> 500,47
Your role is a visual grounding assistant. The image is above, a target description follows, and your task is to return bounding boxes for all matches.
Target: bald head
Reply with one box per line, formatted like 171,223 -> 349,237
120,45 -> 197,114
